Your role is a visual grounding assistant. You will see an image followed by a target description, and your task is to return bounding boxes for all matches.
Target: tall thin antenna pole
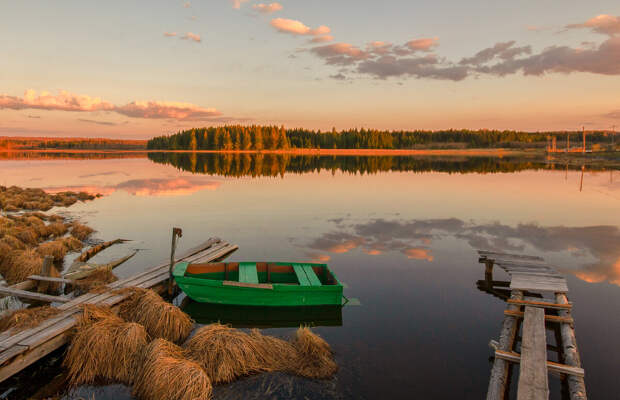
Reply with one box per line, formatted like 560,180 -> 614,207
582,126 -> 586,153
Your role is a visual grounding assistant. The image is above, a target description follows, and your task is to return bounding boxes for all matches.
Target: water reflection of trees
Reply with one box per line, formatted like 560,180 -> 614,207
147,153 -> 601,177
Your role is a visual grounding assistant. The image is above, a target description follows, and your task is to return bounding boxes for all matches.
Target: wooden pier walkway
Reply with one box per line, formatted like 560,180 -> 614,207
0,237 -> 238,383
478,250 -> 587,400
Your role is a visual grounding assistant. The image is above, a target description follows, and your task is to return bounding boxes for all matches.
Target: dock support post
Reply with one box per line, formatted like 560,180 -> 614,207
37,256 -> 54,294
487,289 -> 523,400
168,227 -> 183,295
555,293 -> 587,400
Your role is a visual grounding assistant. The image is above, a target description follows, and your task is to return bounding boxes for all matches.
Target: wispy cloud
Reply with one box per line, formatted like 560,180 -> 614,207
181,32 -> 201,42
270,18 -> 330,37
163,32 -> 177,37
310,35 -> 334,43
230,0 -> 249,10
77,118 -> 121,126
253,2 -> 282,14
0,89 -> 223,121
566,14 -> 620,36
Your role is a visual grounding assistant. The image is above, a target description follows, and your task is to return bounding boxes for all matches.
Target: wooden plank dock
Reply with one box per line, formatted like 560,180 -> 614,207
479,250 -> 587,400
0,237 -> 238,383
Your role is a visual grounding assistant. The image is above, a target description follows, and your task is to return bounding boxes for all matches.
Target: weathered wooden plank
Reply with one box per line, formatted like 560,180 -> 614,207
504,310 -> 573,324
0,334 -> 68,383
0,309 -> 81,351
223,281 -> 274,289
37,256 -> 54,294
486,290 -> 523,400
555,293 -> 587,400
478,251 -> 544,261
495,350 -> 585,377
517,306 -> 549,400
507,299 -> 571,310
0,345 -> 28,365
0,287 -> 69,304
510,275 -> 568,293
28,275 -> 75,284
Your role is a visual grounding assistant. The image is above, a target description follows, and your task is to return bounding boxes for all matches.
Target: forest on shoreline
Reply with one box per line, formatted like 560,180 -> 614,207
147,125 -> 616,151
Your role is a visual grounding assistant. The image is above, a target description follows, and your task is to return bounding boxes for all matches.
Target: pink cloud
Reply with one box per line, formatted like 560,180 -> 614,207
566,14 -> 620,36
163,32 -> 178,37
253,2 -> 282,14
0,89 -> 114,112
305,253 -> 331,263
115,101 -> 220,120
402,248 -> 434,261
44,177 -> 221,197
0,89 -> 223,121
181,32 -> 201,42
270,18 -> 330,36
230,0 -> 249,10
310,35 -> 334,43
405,37 -> 439,51
309,43 -> 370,65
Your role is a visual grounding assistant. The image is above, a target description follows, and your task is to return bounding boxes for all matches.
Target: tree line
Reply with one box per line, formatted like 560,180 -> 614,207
147,125 -> 615,150
0,137 -> 146,150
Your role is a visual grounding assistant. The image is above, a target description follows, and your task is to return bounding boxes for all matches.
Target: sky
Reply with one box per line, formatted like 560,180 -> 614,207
1,0 -> 620,138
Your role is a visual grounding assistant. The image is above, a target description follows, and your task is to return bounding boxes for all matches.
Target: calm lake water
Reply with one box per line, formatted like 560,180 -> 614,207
1,152 -> 619,399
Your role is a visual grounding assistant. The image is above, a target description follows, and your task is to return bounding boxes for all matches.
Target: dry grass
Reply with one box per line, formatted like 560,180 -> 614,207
71,222 -> 94,241
118,287 -> 194,344
0,306 -> 61,333
0,235 -> 24,250
36,240 -> 69,261
133,339 -> 212,400
0,185 -> 98,212
183,324 -> 338,384
64,305 -> 148,386
183,323 -> 274,384
2,248 -> 43,284
46,222 -> 69,238
62,236 -> 83,252
290,327 -> 338,379
74,269 -> 118,293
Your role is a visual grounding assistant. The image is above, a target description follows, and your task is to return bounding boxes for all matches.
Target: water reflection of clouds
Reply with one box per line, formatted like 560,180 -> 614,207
44,176 -> 221,197
305,218 -> 620,286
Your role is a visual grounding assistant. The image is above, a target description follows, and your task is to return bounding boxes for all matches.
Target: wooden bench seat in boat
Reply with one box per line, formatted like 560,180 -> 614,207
238,262 -> 259,284
292,264 -> 322,286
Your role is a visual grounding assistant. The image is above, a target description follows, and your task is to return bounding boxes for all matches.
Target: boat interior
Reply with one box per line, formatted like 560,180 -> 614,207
184,262 -> 339,286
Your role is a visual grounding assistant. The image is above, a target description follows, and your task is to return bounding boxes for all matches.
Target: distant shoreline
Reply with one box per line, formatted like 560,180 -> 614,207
0,148 -> 541,156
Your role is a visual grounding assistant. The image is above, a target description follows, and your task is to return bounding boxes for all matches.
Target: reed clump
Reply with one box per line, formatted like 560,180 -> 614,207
2,248 -> 42,284
183,324 -> 338,383
64,305 -> 148,386
74,269 -> 118,294
183,323 -> 279,384
133,339 -> 212,400
70,222 -> 95,241
118,287 -> 194,344
0,185 -> 98,212
0,306 -> 61,333
36,239 -> 70,261
290,327 -> 338,379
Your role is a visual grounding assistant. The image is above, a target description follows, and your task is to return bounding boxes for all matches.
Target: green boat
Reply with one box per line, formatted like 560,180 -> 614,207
173,261 -> 344,306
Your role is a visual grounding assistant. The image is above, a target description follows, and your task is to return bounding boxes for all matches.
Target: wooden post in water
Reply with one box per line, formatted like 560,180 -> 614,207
37,256 -> 54,294
168,227 -> 183,295
555,293 -> 587,400
582,127 -> 586,153
487,289 -> 524,400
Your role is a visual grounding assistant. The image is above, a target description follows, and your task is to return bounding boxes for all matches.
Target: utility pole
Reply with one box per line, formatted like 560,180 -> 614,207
582,126 -> 586,153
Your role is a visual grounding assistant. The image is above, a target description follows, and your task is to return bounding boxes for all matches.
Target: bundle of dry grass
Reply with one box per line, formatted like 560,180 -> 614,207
118,287 -> 194,343
0,234 -> 24,250
290,327 -> 337,379
74,269 -> 118,293
62,236 -> 83,252
64,305 -> 148,386
133,339 -> 212,400
37,240 -> 69,261
71,222 -> 94,241
0,306 -> 61,333
183,323 -> 274,384
46,222 -> 69,238
2,248 -> 42,284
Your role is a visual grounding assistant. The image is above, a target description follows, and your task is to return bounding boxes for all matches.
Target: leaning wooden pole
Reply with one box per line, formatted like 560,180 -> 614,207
486,289 -> 524,400
555,293 -> 587,400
